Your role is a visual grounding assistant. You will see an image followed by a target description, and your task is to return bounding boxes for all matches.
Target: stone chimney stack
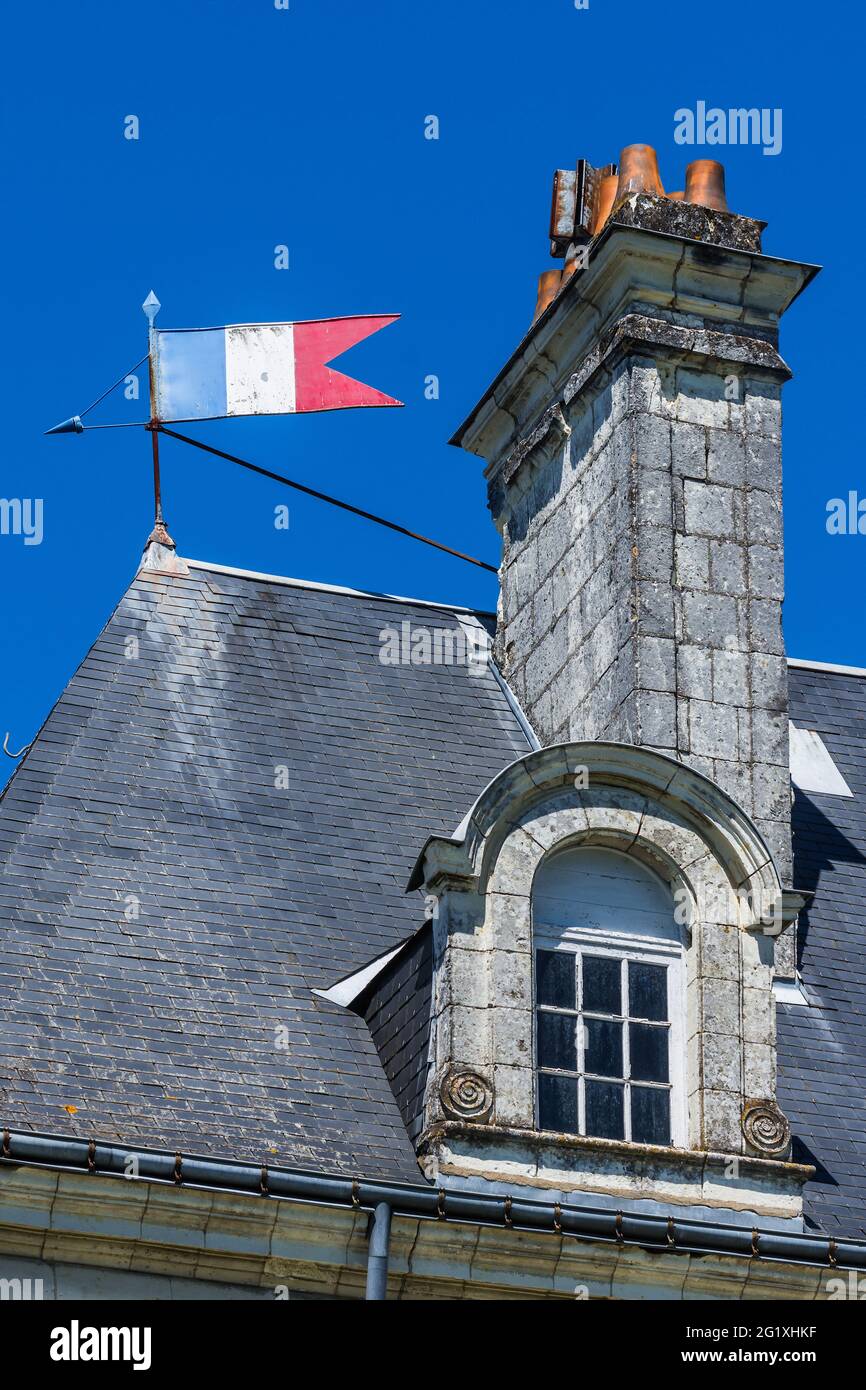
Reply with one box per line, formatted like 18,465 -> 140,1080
452,148 -> 818,907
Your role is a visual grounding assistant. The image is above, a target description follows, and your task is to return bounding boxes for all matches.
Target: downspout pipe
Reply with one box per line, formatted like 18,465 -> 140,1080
365,1201 -> 392,1301
2,1126 -> 864,1272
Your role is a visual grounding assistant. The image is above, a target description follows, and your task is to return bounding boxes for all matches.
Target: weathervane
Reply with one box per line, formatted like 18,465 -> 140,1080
46,294 -> 402,545
45,297 -> 497,574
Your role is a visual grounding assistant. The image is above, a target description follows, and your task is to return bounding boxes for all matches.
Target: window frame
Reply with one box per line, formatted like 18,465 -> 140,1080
533,923 -> 687,1148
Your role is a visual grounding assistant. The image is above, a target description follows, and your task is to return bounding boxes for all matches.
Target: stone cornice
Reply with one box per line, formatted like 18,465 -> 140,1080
419,1123 -> 813,1224
450,221 -> 819,469
494,310 -> 792,497
419,1121 -> 814,1188
0,1159 -> 853,1298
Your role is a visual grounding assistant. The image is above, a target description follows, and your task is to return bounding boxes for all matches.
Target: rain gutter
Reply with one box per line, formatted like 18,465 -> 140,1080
1,1127 -> 862,1274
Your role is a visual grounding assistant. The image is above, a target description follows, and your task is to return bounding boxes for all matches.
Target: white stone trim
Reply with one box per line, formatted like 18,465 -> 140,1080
788,657 -> 866,677
413,743 -> 795,935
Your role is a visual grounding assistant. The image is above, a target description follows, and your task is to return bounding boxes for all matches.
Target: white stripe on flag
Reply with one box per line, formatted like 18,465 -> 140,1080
225,323 -> 296,417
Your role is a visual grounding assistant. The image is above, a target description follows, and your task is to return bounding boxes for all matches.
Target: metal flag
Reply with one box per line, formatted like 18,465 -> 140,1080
154,315 -> 402,424
41,295 -> 498,573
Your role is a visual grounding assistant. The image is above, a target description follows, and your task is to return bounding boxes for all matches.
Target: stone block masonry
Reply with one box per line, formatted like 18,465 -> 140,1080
495,353 -> 792,885
452,209 -> 818,985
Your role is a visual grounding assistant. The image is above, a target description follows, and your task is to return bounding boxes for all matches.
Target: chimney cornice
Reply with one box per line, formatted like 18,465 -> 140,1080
451,221 -> 820,467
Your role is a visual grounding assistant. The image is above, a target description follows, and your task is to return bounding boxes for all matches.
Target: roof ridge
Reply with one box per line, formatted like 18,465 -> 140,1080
180,557 -> 497,618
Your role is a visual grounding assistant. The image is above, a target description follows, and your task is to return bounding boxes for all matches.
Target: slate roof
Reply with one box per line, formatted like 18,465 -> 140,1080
778,664 -> 866,1238
0,559 -> 530,1181
2,553 -> 865,1240
355,922 -> 433,1146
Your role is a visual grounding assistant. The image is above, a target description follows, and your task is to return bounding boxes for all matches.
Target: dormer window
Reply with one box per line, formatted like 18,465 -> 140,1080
416,742 -> 799,1209
533,846 -> 686,1147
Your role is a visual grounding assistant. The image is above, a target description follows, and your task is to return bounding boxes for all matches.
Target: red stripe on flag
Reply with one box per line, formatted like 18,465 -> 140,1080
293,315 -> 402,413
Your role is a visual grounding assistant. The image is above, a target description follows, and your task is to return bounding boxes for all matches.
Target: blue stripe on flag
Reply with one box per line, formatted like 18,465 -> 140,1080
156,329 -> 227,422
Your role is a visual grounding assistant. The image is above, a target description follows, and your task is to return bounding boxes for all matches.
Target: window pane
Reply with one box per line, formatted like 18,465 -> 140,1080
585,1079 -> 625,1140
536,950 -> 575,1009
539,1073 -> 577,1133
629,1022 -> 669,1083
582,956 -> 621,1015
631,1085 -> 671,1146
537,1011 -> 577,1071
583,1018 -> 623,1079
628,961 -> 668,1021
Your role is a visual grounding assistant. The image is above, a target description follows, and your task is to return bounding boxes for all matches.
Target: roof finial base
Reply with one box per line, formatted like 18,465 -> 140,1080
140,525 -> 187,576
146,518 -> 175,550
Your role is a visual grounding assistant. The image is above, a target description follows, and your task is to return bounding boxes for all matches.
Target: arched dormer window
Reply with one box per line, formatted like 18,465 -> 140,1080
532,845 -> 686,1148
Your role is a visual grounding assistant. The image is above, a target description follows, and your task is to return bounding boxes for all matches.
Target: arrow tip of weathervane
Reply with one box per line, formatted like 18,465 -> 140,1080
44,415 -> 84,436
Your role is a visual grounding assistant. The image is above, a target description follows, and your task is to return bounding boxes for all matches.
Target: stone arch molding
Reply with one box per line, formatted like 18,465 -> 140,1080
411,742 -> 800,938
413,742 -> 804,1164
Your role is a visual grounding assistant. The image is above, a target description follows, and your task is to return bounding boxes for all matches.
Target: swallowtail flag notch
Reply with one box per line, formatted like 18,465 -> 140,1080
155,313 -> 402,422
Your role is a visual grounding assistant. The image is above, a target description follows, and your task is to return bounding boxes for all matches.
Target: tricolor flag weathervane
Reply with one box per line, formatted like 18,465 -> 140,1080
46,292 -> 402,434
44,294 -> 496,573
155,312 -> 402,423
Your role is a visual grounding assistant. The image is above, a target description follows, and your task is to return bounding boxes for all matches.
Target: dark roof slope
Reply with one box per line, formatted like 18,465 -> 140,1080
355,923 -> 433,1145
779,665 -> 866,1238
3,557 -> 864,1234
0,559 -> 529,1180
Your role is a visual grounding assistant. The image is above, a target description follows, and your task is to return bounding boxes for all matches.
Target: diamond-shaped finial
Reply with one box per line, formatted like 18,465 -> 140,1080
142,291 -> 161,324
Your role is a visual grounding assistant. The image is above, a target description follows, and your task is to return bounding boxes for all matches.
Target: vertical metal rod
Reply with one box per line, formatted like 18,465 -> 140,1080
365,1201 -> 392,1301
148,306 -> 162,521
150,417 -> 164,526
142,292 -> 173,549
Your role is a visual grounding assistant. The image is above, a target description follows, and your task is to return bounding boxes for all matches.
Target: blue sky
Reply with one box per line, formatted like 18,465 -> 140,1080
1,0 -> 862,780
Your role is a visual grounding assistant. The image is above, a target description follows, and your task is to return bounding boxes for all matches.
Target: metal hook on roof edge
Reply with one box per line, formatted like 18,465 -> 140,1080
3,733 -> 33,759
